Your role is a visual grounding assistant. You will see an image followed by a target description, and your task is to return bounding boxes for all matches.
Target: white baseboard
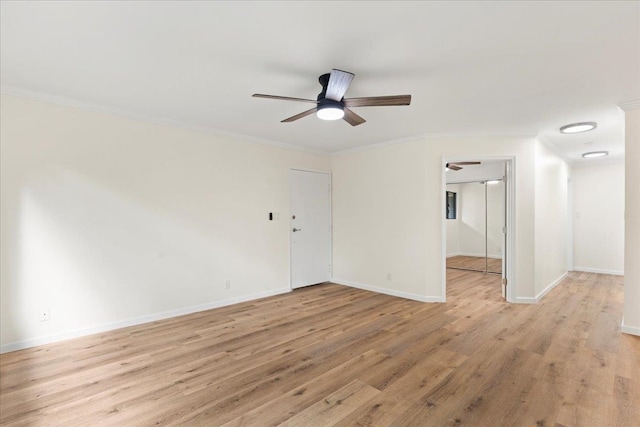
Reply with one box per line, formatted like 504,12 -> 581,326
573,267 -> 624,276
331,278 -> 445,303
514,296 -> 538,304
621,319 -> 640,336
514,272 -> 568,304
0,287 -> 291,354
536,272 -> 568,301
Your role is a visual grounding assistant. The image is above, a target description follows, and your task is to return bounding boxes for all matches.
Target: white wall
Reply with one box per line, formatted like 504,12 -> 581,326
572,162 -> 625,275
0,94 -> 579,350
534,141 -> 569,297
331,140 -> 431,300
623,106 -> 640,336
332,136 -> 538,301
0,94 -> 330,351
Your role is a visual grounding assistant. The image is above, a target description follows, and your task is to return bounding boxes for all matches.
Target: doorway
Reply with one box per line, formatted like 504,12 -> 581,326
442,158 -> 515,301
290,169 -> 331,289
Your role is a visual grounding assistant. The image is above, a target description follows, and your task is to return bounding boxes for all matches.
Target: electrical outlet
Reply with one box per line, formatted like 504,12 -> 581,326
386,273 -> 392,281
39,307 -> 50,322
225,280 -> 231,290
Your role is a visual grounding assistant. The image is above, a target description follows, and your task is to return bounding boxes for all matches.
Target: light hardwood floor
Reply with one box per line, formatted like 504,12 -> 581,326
1,271 -> 638,426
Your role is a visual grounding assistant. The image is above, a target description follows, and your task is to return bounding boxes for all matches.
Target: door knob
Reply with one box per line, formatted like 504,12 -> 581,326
292,228 -> 302,232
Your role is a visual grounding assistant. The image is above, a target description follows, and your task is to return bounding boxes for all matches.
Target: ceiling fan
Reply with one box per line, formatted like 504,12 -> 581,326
446,161 -> 481,171
252,69 -> 411,126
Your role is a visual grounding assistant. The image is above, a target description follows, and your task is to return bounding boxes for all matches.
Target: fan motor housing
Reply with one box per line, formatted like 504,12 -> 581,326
317,73 -> 331,100
318,98 -> 343,110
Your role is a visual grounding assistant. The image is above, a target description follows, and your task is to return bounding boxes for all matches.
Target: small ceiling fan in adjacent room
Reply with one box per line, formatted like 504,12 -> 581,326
446,161 -> 481,171
252,69 -> 411,126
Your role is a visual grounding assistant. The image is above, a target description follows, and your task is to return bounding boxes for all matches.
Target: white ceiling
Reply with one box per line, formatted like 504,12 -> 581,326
1,1 -> 638,162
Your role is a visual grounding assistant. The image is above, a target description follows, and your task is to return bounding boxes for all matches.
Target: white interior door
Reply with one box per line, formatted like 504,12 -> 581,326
290,169 -> 331,289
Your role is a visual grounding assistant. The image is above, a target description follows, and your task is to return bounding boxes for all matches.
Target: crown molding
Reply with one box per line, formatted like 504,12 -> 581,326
331,133 -> 427,156
536,134 -> 573,164
570,157 -> 625,168
619,100 -> 640,112
331,131 -> 536,157
0,86 -> 331,157
2,85 -> 541,158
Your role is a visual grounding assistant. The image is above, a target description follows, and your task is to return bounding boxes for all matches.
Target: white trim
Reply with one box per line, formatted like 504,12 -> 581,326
0,288 -> 291,354
332,134 -> 536,157
290,167 -> 332,175
331,134 -> 427,156
573,267 -> 624,276
537,134 -> 571,164
446,175 -> 504,185
514,296 -> 538,304
1,87 -> 330,157
621,319 -> 640,336
444,154 -> 522,164
619,100 -> 640,112
2,86 -> 539,157
536,272 -> 568,301
441,161 -> 449,302
571,158 -> 625,169
567,176 -> 574,272
332,278 -> 445,303
505,157 -> 516,303
513,272 -> 568,304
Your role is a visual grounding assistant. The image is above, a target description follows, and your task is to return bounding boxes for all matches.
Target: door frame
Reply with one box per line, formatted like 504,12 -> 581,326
441,156 -> 516,303
289,168 -> 332,290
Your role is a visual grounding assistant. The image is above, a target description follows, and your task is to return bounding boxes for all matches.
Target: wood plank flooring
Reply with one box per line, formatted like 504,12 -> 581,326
447,255 -> 502,274
1,271 -> 638,426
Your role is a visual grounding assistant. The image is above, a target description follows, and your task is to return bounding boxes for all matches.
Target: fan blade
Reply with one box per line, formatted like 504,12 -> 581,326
343,108 -> 366,126
253,94 -> 318,104
344,95 -> 411,107
281,107 -> 318,123
450,161 -> 481,165
448,164 -> 463,171
325,69 -> 354,101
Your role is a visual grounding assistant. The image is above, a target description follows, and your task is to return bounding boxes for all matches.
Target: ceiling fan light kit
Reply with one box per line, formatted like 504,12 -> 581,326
253,68 -> 411,126
316,100 -> 344,121
559,121 -> 597,134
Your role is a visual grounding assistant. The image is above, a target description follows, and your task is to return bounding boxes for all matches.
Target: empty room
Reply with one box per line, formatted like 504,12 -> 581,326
1,2 -> 639,426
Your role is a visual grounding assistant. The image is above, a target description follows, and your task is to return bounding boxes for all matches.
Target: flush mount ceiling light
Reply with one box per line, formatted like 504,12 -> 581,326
559,122 -> 597,134
582,151 -> 608,158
